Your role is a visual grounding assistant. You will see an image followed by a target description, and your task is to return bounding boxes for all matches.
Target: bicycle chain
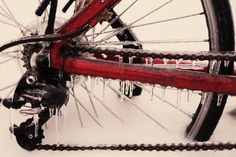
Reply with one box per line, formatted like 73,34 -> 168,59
34,45 -> 236,152
3,34 -> 236,151
73,45 -> 236,61
36,142 -> 236,151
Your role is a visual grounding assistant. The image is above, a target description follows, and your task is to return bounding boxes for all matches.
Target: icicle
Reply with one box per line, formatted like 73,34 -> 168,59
192,60 -> 196,69
118,55 -> 123,63
176,59 -> 181,68
145,58 -> 148,65
96,77 -> 100,85
163,58 -> 168,65
55,108 -> 60,146
176,89 -> 182,108
150,57 -> 154,66
161,86 -> 166,105
129,57 -> 133,64
151,85 -> 155,101
217,94 -> 224,107
62,106 -> 68,129
120,81 -> 125,102
147,57 -> 153,66
34,114 -> 39,137
124,81 -> 130,96
90,77 -> 95,96
129,83 -> 134,98
187,90 -> 193,103
9,108 -> 14,139
49,108 -> 54,117
102,79 -> 107,99
224,61 -> 230,68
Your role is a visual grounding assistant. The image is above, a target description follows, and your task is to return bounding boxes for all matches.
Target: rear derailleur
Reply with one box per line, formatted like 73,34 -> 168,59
2,61 -> 69,150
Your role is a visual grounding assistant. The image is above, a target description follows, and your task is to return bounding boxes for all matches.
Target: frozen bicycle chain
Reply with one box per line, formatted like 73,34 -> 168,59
36,142 -> 236,151
36,45 -> 236,152
72,45 -> 236,61
1,34 -> 236,151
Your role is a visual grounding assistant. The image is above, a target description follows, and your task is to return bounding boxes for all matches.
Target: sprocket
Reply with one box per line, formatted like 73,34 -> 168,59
12,118 -> 45,151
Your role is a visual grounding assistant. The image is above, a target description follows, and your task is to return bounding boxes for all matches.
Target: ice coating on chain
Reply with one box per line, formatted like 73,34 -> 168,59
163,58 -> 168,65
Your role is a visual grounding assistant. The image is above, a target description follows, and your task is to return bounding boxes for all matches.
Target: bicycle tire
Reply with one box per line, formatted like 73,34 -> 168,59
186,0 -> 235,141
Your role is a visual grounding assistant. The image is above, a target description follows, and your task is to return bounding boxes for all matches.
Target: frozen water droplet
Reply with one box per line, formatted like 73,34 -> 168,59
124,81 -> 130,96
187,90 -> 193,103
102,79 -> 107,99
161,86 -> 166,105
9,108 -> 14,139
34,114 -> 39,137
49,108 -> 54,117
96,77 -> 100,85
176,89 -> 182,107
151,85 -> 155,101
129,83 -> 134,98
118,55 -> 123,62
192,60 -> 196,69
55,108 -> 60,146
90,77 -> 95,96
149,57 -> 153,66
129,57 -> 133,64
120,81 -> 125,102
163,58 -> 168,65
176,59 -> 181,68
217,94 -> 224,107
224,61 -> 230,68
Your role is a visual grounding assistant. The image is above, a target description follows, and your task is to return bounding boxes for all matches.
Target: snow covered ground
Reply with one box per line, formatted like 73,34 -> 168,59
1,0 -> 236,157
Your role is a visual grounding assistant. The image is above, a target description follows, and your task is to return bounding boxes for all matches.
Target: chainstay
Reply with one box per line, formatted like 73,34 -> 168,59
36,142 -> 236,151
74,45 -> 236,61
36,45 -> 236,152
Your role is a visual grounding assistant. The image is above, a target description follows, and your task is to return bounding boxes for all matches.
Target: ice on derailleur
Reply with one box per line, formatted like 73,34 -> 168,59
217,94 -> 224,107
33,114 -> 39,137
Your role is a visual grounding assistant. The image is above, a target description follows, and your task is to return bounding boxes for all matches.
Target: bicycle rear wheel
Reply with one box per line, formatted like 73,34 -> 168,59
0,0 -> 234,144
84,0 -> 235,141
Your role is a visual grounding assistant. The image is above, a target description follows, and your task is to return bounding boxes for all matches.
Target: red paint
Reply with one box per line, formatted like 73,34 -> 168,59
63,58 -> 236,95
49,0 -> 236,95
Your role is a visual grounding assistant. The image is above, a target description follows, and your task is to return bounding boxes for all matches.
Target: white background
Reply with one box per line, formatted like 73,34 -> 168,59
0,0 -> 236,157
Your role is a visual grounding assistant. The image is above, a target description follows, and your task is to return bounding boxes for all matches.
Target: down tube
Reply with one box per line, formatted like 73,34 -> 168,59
62,58 -> 236,95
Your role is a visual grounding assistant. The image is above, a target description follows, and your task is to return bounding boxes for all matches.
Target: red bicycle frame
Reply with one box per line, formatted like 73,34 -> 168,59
50,0 -> 236,95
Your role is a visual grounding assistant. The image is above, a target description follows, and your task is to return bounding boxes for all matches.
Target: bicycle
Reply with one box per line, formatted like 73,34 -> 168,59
0,0 -> 235,151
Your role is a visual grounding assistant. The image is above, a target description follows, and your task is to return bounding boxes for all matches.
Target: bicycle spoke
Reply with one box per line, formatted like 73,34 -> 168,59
132,12 -> 205,29
0,0 -> 27,34
0,57 -> 15,64
95,38 -> 209,46
97,0 -> 175,44
68,90 -> 103,127
82,83 -> 124,123
0,83 -> 16,92
85,87 -> 99,117
94,0 -> 139,39
139,84 -> 192,118
108,83 -> 168,131
70,87 -> 84,127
